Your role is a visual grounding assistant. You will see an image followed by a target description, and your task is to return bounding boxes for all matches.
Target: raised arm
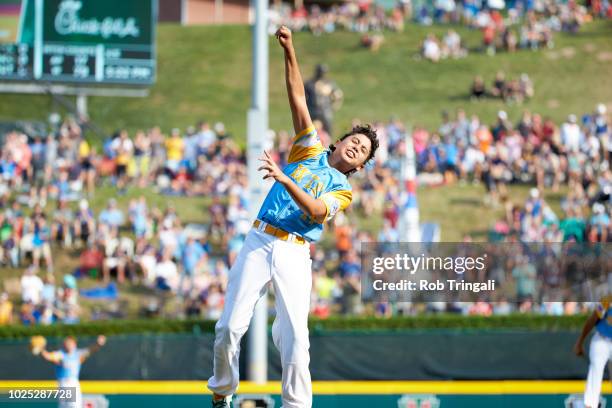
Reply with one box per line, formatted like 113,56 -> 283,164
573,311 -> 598,356
81,335 -> 106,363
275,26 -> 312,134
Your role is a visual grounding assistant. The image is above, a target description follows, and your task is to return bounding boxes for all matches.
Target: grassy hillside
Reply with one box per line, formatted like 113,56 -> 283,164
0,21 -> 610,141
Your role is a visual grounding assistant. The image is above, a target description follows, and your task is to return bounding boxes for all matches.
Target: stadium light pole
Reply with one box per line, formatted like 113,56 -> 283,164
246,0 -> 269,384
398,128 -> 421,243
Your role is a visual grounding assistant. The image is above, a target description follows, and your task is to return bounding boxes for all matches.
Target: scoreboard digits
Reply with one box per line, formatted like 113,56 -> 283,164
0,44 -> 33,79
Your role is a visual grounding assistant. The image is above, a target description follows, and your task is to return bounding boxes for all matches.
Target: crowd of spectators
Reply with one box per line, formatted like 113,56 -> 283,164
471,71 -> 534,103
0,118 -> 249,325
270,0 -> 609,61
420,30 -> 467,61
270,0 -> 607,41
269,1 -> 406,36
366,103 -> 610,315
0,95 -> 610,323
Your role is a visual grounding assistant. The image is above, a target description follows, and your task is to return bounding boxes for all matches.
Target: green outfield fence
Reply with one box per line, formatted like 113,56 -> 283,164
0,326 -> 594,380
1,315 -> 604,407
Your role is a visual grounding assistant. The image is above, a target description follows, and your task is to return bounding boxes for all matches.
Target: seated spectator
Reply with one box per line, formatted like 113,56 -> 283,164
0,214 -> 18,267
0,292 -> 13,325
360,33 -> 384,52
134,238 -> 158,285
561,114 -> 583,153
422,34 -> 441,62
21,266 -> 43,305
102,231 -> 133,284
491,71 -> 506,98
111,130 -> 134,194
20,301 -> 38,325
78,244 -> 104,279
442,29 -> 466,58
519,73 -> 534,100
129,196 -> 151,238
165,128 -> 184,174
502,27 -> 517,52
588,203 -> 610,242
179,235 -> 208,297
51,200 -> 74,248
41,273 -> 56,305
203,283 -> 224,320
470,76 -> 486,99
99,199 -> 125,233
155,251 -> 179,292
482,23 -> 496,55
73,199 -> 95,247
32,215 -> 52,272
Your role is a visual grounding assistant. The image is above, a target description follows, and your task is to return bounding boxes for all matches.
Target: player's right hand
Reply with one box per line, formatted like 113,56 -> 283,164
258,151 -> 285,182
573,341 -> 585,357
275,26 -> 292,50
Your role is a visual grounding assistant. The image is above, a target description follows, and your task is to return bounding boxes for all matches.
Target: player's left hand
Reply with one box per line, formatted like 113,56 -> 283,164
97,335 -> 107,347
258,151 -> 288,183
573,340 -> 584,357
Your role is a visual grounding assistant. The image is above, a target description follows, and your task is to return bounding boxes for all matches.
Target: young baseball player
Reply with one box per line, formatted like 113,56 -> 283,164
574,298 -> 612,407
36,335 -> 106,408
208,26 -> 378,408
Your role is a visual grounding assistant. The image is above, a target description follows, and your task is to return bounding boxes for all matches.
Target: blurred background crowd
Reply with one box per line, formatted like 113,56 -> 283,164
0,0 -> 609,328
0,94 -> 609,326
269,0 -> 608,55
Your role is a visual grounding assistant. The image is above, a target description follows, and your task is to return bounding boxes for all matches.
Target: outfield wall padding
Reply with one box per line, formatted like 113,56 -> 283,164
0,330 -> 592,380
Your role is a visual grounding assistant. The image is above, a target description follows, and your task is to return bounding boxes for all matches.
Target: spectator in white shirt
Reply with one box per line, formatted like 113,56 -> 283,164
422,34 -> 441,62
155,251 -> 179,292
561,114 -> 583,153
21,267 -> 44,305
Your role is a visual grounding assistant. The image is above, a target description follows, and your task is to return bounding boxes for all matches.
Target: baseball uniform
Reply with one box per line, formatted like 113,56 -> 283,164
207,126 -> 352,408
50,348 -> 89,408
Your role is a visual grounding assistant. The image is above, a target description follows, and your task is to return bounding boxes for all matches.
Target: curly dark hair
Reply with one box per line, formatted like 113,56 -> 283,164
330,124 -> 379,175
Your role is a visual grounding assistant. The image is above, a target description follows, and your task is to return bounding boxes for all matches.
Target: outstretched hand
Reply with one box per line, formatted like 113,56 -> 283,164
275,26 -> 293,51
97,335 -> 107,347
573,340 -> 585,357
258,151 -> 287,183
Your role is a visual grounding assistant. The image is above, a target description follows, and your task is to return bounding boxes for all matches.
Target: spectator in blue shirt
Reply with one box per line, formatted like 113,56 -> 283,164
179,235 -> 208,297
339,249 -> 361,279
589,203 -> 610,242
99,199 -> 124,232
33,215 -> 53,272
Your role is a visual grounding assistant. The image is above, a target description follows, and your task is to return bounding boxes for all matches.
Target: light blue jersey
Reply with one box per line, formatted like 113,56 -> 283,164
257,126 -> 352,243
55,349 -> 88,381
595,298 -> 612,339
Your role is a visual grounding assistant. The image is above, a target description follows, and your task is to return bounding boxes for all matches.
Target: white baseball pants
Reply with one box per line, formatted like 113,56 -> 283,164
208,228 -> 313,408
584,331 -> 612,407
58,379 -> 82,408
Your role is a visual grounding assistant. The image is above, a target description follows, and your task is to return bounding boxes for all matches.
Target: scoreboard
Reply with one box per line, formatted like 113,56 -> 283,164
0,44 -> 33,80
0,0 -> 157,86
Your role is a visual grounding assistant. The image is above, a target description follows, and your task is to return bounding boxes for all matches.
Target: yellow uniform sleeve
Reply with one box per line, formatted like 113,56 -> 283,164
48,351 -> 63,364
288,126 -> 325,164
320,190 -> 352,222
